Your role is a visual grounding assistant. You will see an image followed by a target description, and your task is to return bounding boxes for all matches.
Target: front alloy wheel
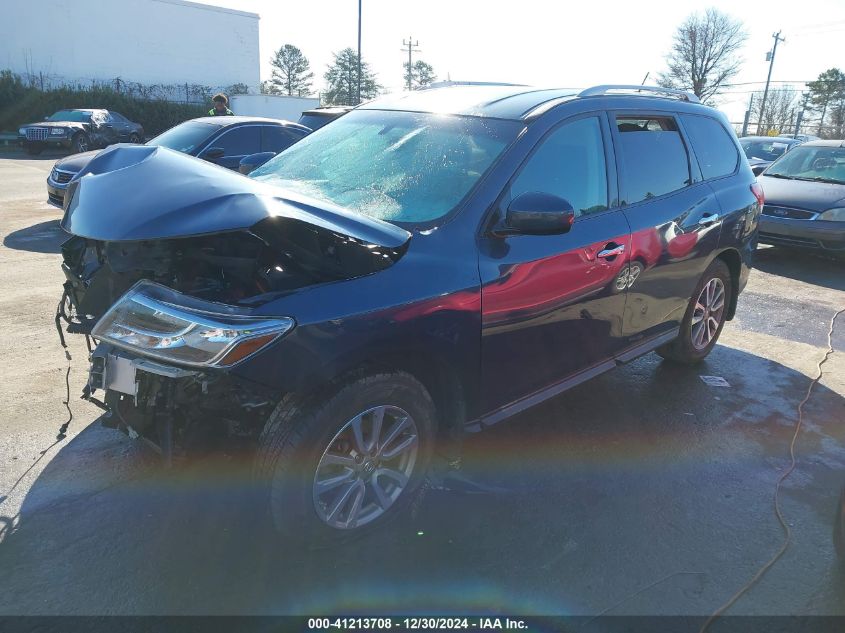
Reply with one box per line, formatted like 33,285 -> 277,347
254,371 -> 436,543
313,405 -> 419,529
72,134 -> 89,153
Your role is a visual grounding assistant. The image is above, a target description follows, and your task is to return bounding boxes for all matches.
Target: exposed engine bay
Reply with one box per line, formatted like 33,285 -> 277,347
60,217 -> 404,332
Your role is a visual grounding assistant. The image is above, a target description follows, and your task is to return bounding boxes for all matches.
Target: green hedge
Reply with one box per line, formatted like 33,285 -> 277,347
0,70 -> 208,137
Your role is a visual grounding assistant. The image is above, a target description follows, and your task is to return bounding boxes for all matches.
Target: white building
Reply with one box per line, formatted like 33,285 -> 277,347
2,0 -> 260,96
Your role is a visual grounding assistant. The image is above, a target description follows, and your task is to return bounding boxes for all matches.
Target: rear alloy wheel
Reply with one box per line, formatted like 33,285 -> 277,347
255,372 -> 436,543
72,133 -> 89,154
657,259 -> 732,364
691,278 -> 726,350
129,133 -> 141,144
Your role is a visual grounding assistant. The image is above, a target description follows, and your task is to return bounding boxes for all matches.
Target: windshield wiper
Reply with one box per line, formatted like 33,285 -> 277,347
802,176 -> 845,185
769,175 -> 845,184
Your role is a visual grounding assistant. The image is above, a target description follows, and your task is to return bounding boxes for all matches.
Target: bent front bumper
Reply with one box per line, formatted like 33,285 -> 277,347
84,343 -> 277,458
758,216 -> 845,253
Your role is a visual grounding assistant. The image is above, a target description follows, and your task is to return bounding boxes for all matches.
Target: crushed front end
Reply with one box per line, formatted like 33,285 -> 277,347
55,145 -> 410,460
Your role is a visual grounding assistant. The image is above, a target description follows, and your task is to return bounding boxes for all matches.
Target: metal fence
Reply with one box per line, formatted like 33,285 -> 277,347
14,70 -> 257,104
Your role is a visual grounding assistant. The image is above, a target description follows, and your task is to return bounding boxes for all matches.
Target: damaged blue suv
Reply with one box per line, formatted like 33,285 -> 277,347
58,85 -> 761,539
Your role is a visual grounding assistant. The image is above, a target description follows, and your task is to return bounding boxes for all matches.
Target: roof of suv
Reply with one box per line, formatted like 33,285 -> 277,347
359,84 -> 703,121
800,139 -> 845,148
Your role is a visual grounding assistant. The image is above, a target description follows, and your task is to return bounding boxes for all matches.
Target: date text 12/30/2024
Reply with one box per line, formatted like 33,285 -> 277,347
308,618 -> 529,630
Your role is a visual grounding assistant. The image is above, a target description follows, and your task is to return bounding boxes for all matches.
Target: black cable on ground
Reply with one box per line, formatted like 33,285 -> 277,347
700,307 -> 845,633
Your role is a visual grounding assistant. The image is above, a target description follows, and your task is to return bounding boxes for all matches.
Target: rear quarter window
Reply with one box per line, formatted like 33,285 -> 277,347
681,114 -> 740,179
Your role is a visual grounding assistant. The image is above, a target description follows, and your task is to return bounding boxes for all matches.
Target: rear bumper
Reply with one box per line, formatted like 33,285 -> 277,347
758,216 -> 845,252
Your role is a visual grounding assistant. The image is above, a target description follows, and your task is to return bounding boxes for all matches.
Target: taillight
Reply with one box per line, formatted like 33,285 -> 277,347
751,183 -> 765,207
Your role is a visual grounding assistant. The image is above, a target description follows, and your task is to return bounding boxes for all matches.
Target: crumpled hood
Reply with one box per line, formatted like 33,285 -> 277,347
24,120 -> 87,129
758,174 -> 845,212
54,149 -> 100,173
60,144 -> 411,249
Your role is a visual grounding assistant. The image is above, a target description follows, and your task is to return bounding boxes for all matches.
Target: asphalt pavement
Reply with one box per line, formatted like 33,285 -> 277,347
0,151 -> 844,620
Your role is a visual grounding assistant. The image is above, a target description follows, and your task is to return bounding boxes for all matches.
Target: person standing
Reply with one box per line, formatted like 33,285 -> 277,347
209,93 -> 234,116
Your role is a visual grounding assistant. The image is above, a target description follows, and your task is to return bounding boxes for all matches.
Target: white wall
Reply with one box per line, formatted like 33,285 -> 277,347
230,94 -> 320,121
2,0 -> 259,92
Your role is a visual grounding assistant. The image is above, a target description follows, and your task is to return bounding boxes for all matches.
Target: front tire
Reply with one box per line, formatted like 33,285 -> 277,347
25,142 -> 44,155
71,133 -> 89,154
254,371 -> 436,543
657,259 -> 732,364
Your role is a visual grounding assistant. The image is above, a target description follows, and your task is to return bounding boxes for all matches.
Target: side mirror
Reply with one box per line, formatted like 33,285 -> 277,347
504,192 -> 576,235
751,164 -> 766,177
203,147 -> 225,160
239,151 -> 276,175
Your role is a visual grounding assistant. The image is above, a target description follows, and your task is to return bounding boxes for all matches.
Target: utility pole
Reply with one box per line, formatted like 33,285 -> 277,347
356,0 -> 362,105
741,93 -> 754,137
402,37 -> 420,91
757,30 -> 785,135
795,92 -> 810,137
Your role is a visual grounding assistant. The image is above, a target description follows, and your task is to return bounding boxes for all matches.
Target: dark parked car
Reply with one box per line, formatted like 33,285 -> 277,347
19,109 -> 143,156
739,135 -> 802,176
756,140 -> 845,256
57,84 -> 759,539
47,116 -> 310,208
297,106 -> 352,131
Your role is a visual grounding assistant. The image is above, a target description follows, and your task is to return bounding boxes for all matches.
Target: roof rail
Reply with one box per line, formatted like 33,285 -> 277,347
578,85 -> 700,103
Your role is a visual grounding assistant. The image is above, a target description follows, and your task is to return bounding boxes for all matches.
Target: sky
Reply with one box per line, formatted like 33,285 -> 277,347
200,0 -> 845,124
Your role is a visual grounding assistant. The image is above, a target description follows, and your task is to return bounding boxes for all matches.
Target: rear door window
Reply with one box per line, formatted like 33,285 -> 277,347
681,115 -> 739,179
212,126 -> 261,157
615,116 -> 691,204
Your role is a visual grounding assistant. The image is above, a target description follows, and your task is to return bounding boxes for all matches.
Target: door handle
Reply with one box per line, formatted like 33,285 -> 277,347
698,212 -> 720,227
597,244 -> 625,259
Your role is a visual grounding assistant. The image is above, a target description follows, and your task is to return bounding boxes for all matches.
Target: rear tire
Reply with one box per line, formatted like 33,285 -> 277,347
657,259 -> 732,364
129,133 -> 141,144
25,142 -> 44,155
254,371 -> 436,545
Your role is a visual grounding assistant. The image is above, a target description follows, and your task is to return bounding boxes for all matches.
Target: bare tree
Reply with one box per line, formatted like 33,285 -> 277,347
751,87 -> 799,135
657,8 -> 747,103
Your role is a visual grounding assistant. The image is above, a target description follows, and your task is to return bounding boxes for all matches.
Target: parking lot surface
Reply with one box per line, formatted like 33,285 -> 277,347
0,151 -> 844,617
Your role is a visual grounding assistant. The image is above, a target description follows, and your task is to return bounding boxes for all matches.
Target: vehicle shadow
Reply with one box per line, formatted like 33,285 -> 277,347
1,346 -> 844,616
754,245 -> 845,291
3,220 -> 65,254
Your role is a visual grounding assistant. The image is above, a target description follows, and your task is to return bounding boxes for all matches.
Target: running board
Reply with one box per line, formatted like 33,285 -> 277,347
466,327 -> 681,431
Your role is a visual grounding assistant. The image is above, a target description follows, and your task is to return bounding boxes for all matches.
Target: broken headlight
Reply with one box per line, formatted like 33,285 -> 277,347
92,280 -> 294,367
